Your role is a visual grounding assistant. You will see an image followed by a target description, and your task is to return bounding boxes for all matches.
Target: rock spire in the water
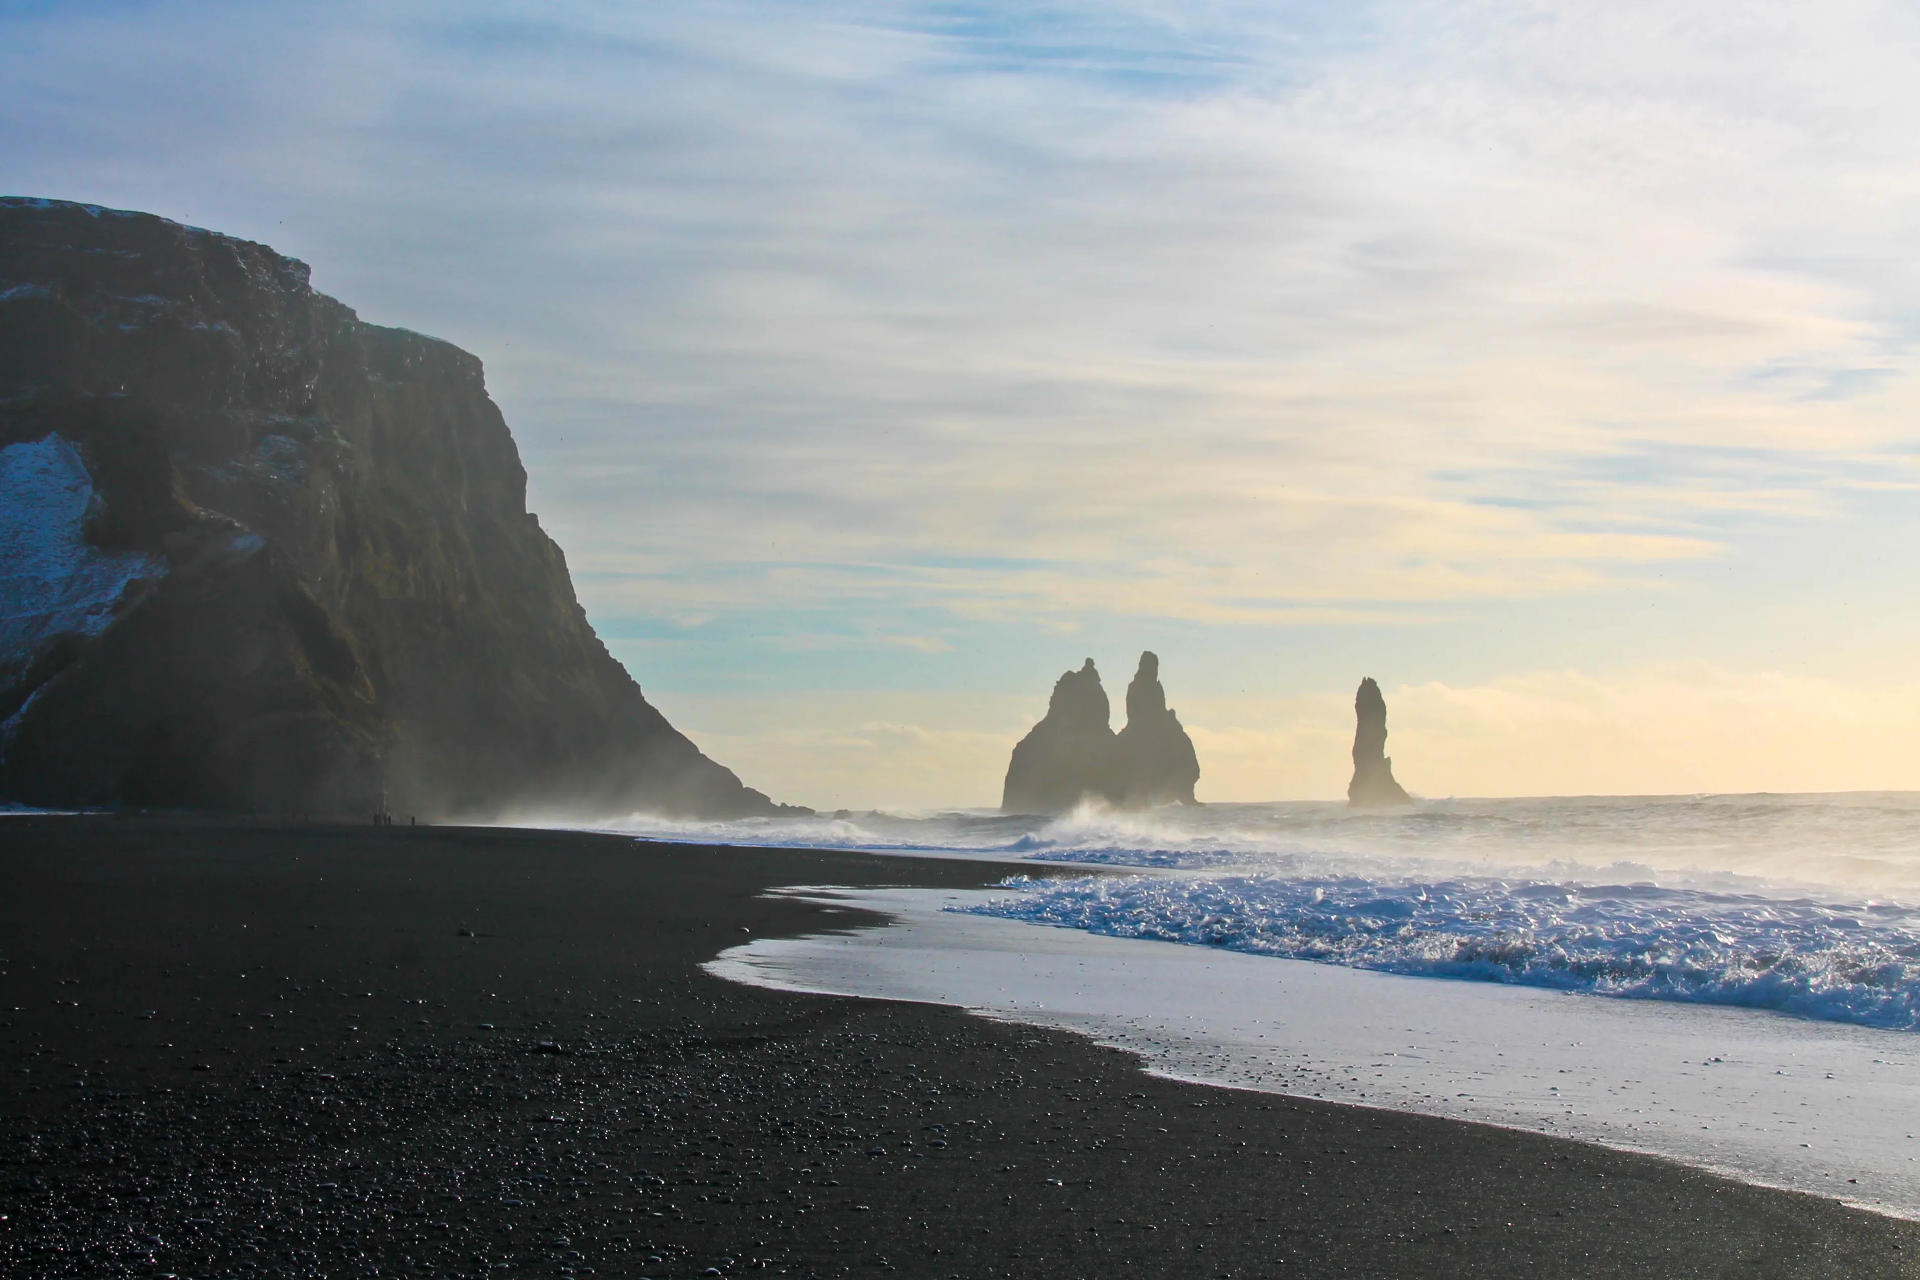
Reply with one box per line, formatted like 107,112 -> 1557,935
1001,659 -> 1121,815
1114,651 -> 1200,806
1347,676 -> 1412,807
1001,652 -> 1202,814
0,197 -> 799,821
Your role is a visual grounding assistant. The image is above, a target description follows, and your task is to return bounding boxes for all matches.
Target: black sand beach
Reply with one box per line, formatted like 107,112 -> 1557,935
1,817 -> 1914,1279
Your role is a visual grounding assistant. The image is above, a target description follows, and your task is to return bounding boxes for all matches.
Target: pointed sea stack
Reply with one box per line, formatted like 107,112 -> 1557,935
1114,651 -> 1200,806
1001,659 -> 1122,815
1347,676 -> 1412,807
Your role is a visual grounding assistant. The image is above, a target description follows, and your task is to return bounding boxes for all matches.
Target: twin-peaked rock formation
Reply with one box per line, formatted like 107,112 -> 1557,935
1001,652 -> 1201,814
1347,676 -> 1412,807
1002,662 -> 1419,812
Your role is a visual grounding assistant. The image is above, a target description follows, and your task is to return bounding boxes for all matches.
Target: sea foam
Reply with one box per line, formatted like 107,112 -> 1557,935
600,791 -> 1920,1031
962,872 -> 1920,1030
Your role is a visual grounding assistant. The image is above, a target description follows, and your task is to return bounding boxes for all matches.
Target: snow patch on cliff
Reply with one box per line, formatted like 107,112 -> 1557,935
0,434 -> 165,684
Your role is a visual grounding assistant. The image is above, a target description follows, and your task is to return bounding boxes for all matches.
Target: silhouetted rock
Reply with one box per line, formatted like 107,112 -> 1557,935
1347,677 -> 1412,807
1002,659 -> 1121,814
0,197 -> 799,821
1114,651 -> 1200,806
1002,652 -> 1201,814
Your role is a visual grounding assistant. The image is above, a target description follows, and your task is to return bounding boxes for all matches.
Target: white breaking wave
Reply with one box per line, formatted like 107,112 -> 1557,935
596,790 -> 1920,1032
710,889 -> 1920,1220
961,872 -> 1920,1031
603,792 -> 1920,891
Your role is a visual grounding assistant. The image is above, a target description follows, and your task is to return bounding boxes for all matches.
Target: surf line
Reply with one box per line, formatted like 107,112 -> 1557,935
708,884 -> 1920,1221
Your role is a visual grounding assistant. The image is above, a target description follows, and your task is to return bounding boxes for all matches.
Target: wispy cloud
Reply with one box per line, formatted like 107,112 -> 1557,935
10,5 -> 1917,618
8,2 -> 1920,795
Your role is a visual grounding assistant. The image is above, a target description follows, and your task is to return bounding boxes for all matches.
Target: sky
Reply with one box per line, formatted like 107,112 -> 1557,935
7,1 -> 1920,808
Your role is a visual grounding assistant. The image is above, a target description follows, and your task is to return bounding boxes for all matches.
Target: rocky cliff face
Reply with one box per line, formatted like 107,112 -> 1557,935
1001,652 -> 1201,814
0,197 -> 793,820
1347,676 -> 1412,807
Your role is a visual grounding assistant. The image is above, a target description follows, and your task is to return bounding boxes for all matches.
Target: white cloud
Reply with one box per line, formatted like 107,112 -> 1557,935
11,2 -> 1920,798
11,2 -> 1917,630
453,0 -> 1920,629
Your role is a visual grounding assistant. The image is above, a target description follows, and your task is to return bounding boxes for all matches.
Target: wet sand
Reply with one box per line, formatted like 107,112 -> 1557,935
0,816 -> 1914,1278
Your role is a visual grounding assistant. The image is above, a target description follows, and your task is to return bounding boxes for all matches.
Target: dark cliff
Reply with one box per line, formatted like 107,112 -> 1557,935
1001,652 -> 1201,814
1347,676 -> 1412,807
0,197 -> 794,820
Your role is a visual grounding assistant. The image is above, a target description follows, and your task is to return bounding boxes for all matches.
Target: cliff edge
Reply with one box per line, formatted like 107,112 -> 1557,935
0,197 -> 795,820
1347,676 -> 1412,807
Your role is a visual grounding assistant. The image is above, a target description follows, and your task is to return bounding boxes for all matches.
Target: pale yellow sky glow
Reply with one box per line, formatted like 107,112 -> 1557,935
664,667 -> 1920,811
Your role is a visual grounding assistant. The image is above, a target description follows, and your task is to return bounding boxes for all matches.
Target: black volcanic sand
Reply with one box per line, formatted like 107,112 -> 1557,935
1,819 -> 1915,1279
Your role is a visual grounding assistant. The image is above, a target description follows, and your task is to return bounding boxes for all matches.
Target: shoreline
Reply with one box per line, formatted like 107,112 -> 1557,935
2,815 -> 1915,1278
709,883 -> 1920,1221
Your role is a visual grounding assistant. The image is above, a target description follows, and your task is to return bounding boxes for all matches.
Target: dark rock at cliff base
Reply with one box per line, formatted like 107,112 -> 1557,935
1001,659 -> 1121,815
1114,651 -> 1200,806
1348,676 -> 1412,807
0,197 -> 799,821
1002,652 -> 1201,814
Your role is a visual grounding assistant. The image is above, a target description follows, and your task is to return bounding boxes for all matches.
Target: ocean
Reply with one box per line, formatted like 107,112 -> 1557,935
617,792 -> 1920,1030
597,793 -> 1920,1215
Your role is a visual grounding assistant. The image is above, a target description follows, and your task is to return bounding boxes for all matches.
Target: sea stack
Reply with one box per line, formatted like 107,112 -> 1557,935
1001,659 -> 1122,815
1347,676 -> 1412,807
1114,651 -> 1200,806
1001,652 -> 1202,814
0,197 -> 797,821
